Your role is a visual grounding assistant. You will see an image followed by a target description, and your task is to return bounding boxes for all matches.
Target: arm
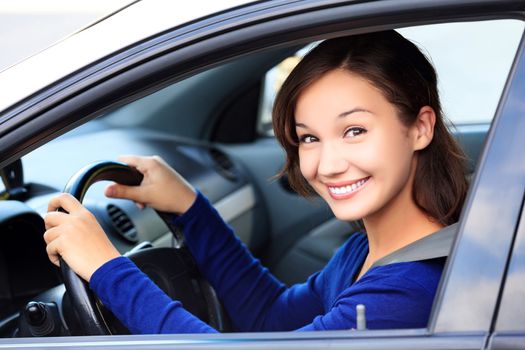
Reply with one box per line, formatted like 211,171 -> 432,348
46,155 -> 440,333
169,191 -> 324,331
89,253 -> 322,334
90,254 -> 443,333
177,199 -> 442,331
90,256 -> 217,334
43,156 -> 323,333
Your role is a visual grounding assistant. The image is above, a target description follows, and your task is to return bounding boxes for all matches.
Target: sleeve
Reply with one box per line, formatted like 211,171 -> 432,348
90,190 -> 442,333
90,256 -> 438,333
90,192 -> 325,333
175,195 -> 443,331
169,191 -> 324,331
90,256 -> 217,334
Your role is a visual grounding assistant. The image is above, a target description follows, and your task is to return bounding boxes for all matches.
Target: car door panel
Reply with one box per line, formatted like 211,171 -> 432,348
0,331 -> 487,350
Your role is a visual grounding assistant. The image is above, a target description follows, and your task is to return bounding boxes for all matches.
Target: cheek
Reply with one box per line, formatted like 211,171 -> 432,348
374,131 -> 414,179
351,130 -> 413,181
298,149 -> 318,181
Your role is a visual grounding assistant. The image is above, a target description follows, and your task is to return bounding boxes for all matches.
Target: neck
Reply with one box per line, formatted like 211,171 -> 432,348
362,169 -> 443,264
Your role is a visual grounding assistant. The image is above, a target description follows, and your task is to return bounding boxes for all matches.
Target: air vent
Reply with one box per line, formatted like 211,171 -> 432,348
209,148 -> 238,181
107,205 -> 139,243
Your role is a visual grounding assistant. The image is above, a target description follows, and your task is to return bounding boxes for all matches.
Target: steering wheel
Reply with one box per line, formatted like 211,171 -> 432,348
60,161 -> 229,335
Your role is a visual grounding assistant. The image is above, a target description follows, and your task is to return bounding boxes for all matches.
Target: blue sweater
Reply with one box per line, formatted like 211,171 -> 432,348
90,192 -> 445,334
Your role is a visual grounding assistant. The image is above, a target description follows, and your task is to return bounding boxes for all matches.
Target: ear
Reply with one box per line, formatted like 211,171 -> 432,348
411,106 -> 436,151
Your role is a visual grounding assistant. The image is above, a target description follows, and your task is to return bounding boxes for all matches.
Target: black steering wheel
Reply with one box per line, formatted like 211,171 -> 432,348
60,161 -> 229,335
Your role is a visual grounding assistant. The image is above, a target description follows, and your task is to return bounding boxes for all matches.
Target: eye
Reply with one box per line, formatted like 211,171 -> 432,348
344,127 -> 367,138
299,134 -> 318,144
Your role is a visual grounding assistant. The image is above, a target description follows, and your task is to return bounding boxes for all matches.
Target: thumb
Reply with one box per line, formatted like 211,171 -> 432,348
105,183 -> 144,202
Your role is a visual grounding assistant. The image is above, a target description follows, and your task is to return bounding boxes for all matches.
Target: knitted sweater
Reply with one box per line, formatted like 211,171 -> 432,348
90,192 -> 445,334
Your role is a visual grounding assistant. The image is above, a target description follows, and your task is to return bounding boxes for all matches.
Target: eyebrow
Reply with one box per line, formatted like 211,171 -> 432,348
296,107 -> 373,128
338,107 -> 373,118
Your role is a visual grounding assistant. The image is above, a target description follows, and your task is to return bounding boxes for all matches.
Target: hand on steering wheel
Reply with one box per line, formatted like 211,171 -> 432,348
105,155 -> 196,214
43,161 -> 229,335
44,193 -> 120,282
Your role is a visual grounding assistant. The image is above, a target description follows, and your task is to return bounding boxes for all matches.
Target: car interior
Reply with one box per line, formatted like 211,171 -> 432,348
0,18 -> 523,338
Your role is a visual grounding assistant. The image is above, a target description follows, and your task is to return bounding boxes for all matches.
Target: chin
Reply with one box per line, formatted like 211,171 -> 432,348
316,191 -> 363,221
329,205 -> 367,222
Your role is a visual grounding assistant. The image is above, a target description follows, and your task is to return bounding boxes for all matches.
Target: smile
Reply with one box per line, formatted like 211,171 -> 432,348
327,177 -> 370,198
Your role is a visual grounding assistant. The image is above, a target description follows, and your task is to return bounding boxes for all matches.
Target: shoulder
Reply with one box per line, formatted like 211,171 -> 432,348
324,258 -> 446,329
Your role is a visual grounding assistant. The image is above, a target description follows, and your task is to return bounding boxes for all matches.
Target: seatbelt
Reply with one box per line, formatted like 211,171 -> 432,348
371,223 -> 458,268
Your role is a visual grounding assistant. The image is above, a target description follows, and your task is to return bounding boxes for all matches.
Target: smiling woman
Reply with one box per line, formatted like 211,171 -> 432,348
40,29 -> 468,334
274,32 -> 468,227
294,70 -> 419,221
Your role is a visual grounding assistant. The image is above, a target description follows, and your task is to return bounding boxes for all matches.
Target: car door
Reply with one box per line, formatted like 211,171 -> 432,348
1,1 -> 525,349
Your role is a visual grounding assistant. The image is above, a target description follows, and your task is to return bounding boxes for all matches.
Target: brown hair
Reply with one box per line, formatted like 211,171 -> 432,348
272,30 -> 468,226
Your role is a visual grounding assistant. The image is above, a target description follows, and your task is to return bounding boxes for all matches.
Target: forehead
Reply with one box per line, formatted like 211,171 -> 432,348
294,69 -> 392,124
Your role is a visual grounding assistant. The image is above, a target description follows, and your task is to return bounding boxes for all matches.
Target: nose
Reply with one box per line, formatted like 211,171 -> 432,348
317,140 -> 349,178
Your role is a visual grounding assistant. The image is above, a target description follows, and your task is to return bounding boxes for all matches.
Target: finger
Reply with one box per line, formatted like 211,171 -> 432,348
43,228 -> 55,245
45,239 -> 61,267
117,155 -> 148,170
105,183 -> 145,202
47,193 -> 84,213
151,155 -> 166,166
119,155 -> 164,174
43,211 -> 70,230
43,226 -> 62,245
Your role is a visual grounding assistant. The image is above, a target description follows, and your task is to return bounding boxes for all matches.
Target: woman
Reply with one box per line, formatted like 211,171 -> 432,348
43,30 -> 468,333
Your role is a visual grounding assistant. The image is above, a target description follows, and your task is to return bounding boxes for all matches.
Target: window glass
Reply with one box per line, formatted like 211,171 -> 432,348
495,200 -> 525,331
257,20 -> 524,135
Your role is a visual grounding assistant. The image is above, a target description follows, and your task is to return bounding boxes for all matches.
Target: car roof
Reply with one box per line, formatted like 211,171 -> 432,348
0,0 -> 250,114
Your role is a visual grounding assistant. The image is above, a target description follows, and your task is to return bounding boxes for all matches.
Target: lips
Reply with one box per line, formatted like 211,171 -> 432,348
326,176 -> 370,199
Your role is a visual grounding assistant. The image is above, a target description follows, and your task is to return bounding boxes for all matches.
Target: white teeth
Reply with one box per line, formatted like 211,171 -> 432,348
328,178 -> 368,195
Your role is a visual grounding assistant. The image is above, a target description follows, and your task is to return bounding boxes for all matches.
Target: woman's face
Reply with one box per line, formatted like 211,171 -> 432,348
295,69 -> 419,222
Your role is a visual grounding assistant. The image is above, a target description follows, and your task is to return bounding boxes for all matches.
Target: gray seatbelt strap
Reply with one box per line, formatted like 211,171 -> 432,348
371,223 -> 458,268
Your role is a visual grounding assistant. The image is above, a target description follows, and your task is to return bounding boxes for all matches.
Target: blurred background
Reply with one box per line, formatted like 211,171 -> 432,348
0,0 -> 133,72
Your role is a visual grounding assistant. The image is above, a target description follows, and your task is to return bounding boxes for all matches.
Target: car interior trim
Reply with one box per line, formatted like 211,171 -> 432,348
213,185 -> 255,223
